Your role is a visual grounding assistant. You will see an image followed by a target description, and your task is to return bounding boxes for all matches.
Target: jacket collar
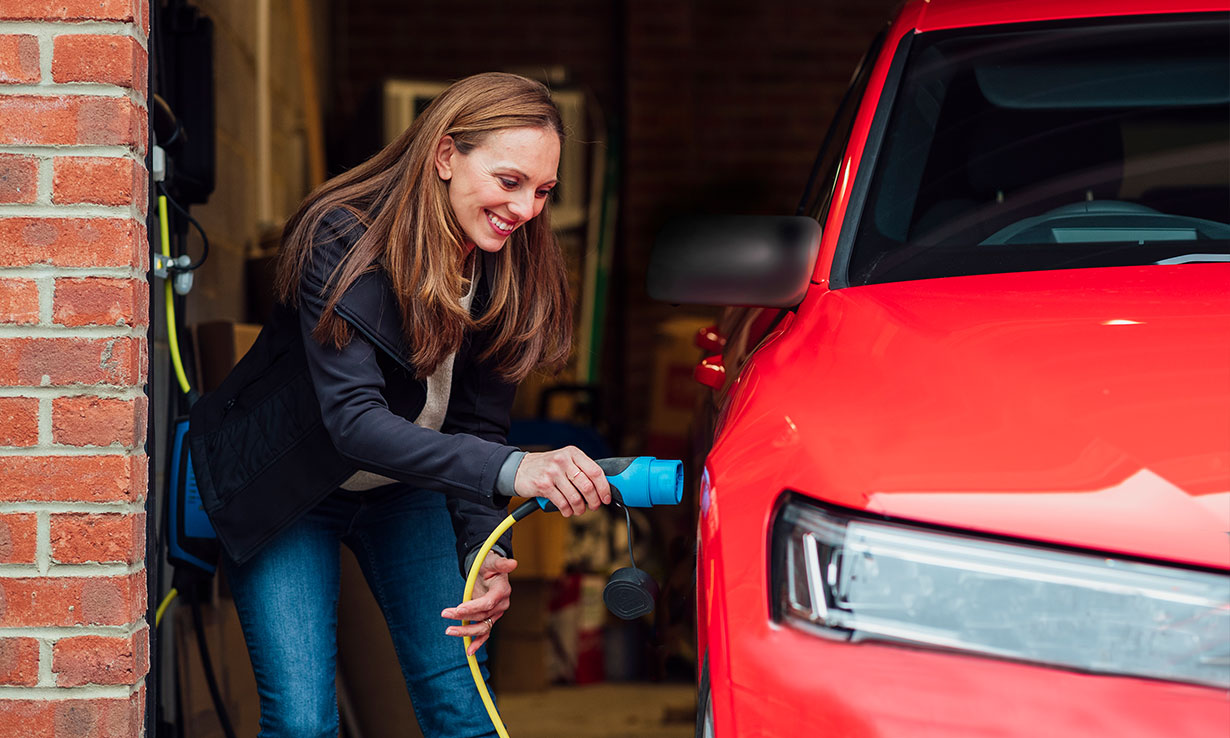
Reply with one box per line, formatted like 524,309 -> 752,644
333,250 -> 498,372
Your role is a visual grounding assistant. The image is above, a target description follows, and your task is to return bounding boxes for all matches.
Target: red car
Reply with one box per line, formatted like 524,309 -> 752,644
649,1 -> 1230,736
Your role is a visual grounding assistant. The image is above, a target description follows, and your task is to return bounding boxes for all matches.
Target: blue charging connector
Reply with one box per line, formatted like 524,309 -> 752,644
536,456 -> 684,511
529,456 -> 684,621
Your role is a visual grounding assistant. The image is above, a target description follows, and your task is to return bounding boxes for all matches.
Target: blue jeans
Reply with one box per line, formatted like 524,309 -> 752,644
225,485 -> 497,738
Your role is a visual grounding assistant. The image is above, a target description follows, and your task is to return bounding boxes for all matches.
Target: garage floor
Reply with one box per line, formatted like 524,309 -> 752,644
497,683 -> 697,738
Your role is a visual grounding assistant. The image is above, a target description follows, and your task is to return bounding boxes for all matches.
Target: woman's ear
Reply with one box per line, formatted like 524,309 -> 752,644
434,135 -> 456,181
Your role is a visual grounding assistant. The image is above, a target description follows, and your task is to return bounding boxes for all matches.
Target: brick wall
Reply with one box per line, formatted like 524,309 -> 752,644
0,1 -> 150,736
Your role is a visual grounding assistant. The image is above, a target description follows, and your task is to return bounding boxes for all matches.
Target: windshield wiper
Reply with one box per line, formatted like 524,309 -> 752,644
1155,253 -> 1230,265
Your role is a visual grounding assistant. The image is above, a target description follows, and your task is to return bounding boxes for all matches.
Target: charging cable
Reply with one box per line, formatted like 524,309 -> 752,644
460,457 -> 684,737
157,194 -> 193,397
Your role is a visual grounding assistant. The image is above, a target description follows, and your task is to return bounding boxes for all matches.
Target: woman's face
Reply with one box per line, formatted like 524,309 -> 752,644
434,126 -> 560,254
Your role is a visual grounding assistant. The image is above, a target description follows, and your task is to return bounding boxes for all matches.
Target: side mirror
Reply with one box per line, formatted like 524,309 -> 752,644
647,216 -> 821,307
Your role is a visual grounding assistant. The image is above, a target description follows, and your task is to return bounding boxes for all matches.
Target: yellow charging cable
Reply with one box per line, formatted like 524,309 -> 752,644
462,502 -> 545,738
155,194 -> 190,632
158,194 -> 192,395
155,588 -> 179,628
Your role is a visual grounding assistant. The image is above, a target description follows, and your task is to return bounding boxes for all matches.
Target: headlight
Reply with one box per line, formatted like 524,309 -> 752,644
772,497 -> 1230,689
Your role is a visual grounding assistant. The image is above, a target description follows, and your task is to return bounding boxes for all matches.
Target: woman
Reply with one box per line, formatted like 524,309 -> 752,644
188,72 -> 610,737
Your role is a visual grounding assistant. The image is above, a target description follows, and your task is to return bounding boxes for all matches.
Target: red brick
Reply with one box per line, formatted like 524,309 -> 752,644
0,637 -> 39,686
53,35 -> 146,91
53,277 -> 147,327
52,395 -> 145,448
0,397 -> 38,447
0,35 -> 39,84
0,571 -> 145,627
0,96 -> 74,145
0,96 -> 145,152
53,625 -> 147,686
77,96 -> 146,151
52,156 -> 146,208
0,513 -> 37,565
0,217 -> 145,268
0,336 -> 145,386
0,454 -> 146,504
0,1 -> 141,23
51,512 -> 144,564
0,277 -> 39,324
0,153 -> 37,204
0,691 -> 144,738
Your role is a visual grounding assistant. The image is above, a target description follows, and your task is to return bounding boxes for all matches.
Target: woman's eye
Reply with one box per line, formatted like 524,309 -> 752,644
536,189 -> 552,199
498,178 -> 518,189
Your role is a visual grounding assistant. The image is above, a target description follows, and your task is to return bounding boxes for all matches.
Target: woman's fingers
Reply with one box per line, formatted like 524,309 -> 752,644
440,586 -> 509,622
442,552 -> 514,652
445,617 -> 496,638
514,447 -> 612,516
446,616 -> 498,655
570,454 -> 611,509
467,630 -> 490,656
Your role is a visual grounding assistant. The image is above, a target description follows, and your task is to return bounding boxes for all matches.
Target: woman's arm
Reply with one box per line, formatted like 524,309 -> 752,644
299,214 -> 517,504
441,335 -> 520,570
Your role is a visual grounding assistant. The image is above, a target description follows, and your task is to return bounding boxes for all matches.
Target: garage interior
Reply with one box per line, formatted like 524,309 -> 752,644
148,1 -> 896,735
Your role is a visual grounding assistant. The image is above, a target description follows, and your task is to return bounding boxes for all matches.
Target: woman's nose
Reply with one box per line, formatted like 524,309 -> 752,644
508,190 -> 535,220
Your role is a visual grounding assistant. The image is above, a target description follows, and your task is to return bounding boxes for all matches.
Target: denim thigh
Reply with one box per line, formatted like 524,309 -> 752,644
224,494 -> 351,738
345,486 -> 499,738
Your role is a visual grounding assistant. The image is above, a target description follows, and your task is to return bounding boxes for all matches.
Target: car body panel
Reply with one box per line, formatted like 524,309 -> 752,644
711,614 -> 1228,737
700,451 -> 1230,737
711,264 -> 1230,569
914,0 -> 1230,33
694,1 -> 1230,735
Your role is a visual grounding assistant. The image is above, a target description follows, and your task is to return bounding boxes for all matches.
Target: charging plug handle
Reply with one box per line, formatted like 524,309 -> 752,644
535,456 -> 683,511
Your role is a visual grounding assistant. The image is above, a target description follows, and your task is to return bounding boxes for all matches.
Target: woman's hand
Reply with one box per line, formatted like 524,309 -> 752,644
513,446 -> 611,517
441,551 -> 518,657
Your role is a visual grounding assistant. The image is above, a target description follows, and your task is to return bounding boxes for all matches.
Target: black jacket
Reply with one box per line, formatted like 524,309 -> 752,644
188,210 -> 517,567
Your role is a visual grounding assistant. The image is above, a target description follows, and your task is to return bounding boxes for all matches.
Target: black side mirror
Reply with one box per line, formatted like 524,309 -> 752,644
647,216 -> 821,307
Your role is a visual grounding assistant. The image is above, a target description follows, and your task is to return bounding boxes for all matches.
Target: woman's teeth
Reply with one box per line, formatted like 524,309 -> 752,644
486,211 -> 514,234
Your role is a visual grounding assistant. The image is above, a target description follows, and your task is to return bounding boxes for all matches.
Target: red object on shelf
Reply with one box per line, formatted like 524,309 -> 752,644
695,325 -> 727,353
693,355 -> 726,390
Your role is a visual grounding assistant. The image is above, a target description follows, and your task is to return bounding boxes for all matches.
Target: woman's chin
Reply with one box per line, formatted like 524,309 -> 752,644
473,237 -> 508,254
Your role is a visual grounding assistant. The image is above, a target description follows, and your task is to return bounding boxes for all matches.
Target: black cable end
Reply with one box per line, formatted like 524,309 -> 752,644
511,500 -> 542,521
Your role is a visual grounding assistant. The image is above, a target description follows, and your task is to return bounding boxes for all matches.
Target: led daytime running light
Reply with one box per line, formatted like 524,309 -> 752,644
775,500 -> 1230,689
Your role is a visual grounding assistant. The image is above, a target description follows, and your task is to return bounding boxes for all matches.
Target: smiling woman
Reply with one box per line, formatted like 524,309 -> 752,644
187,72 -> 613,738
435,126 -> 561,254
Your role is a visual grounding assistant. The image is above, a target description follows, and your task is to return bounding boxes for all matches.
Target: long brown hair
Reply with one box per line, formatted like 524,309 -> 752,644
275,72 -> 571,382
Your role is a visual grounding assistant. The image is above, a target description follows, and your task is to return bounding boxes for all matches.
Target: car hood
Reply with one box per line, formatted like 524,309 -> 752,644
713,264 -> 1230,569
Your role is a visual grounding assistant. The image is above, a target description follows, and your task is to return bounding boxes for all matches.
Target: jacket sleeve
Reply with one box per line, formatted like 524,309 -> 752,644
441,326 -> 520,574
298,213 -> 518,506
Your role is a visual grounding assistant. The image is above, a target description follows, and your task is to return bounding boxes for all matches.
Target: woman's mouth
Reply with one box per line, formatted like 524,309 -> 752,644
485,210 -> 515,236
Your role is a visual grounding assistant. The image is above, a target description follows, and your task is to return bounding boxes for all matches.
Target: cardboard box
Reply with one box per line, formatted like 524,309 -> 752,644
490,577 -> 554,694
647,317 -> 712,458
336,548 -> 425,738
174,593 -> 259,738
506,503 -> 568,580
194,321 -> 263,393
178,563 -> 410,738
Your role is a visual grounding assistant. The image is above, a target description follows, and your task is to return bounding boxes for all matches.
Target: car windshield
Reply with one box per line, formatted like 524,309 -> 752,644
847,15 -> 1230,285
